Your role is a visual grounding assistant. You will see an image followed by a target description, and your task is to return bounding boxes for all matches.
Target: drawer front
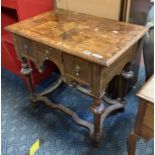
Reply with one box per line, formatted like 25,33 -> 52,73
63,54 -> 92,85
35,43 -> 62,63
14,35 -> 37,61
143,102 -> 154,129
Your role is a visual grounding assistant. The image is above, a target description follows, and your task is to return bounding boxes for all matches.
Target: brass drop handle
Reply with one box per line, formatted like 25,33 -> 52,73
75,65 -> 80,76
24,45 -> 28,54
45,50 -> 49,59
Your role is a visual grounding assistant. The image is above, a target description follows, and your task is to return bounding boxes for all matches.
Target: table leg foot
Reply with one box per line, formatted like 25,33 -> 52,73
127,131 -> 139,155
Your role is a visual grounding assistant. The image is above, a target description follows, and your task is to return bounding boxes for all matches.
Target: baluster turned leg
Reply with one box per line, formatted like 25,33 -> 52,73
90,98 -> 105,147
117,62 -> 134,112
20,58 -> 35,106
120,62 -> 134,101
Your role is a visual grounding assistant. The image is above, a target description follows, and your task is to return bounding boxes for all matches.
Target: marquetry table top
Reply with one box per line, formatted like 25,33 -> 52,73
6,9 -> 147,66
137,76 -> 154,103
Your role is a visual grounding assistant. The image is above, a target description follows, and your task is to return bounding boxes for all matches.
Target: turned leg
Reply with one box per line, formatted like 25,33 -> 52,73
117,62 -> 134,112
127,131 -> 139,155
20,58 -> 36,106
90,98 -> 105,147
121,62 -> 134,100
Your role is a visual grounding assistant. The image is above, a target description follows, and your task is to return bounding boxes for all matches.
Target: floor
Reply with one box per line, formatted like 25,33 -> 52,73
1,66 -> 154,155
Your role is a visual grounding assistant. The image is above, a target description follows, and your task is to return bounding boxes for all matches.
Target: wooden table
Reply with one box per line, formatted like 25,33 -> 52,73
6,9 -> 147,146
128,76 -> 154,155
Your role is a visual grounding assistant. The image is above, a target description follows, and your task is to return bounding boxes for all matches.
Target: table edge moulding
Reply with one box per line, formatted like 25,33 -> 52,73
6,9 -> 148,67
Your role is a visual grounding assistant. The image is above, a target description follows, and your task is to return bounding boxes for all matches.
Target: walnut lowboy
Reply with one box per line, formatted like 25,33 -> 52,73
6,9 -> 147,146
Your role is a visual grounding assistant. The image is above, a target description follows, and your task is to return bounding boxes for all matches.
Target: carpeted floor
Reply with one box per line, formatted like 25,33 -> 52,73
1,66 -> 154,155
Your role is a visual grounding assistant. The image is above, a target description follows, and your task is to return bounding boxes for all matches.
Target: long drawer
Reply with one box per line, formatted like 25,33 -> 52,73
63,53 -> 93,85
34,42 -> 62,64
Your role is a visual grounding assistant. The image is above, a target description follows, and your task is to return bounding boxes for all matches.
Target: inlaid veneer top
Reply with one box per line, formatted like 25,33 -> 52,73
137,76 -> 154,103
6,9 -> 147,66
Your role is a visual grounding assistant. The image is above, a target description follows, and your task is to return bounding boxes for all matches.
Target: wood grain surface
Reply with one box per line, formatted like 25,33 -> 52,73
6,9 -> 147,67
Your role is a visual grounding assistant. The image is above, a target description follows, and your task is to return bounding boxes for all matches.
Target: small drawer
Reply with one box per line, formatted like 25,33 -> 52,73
143,103 -> 154,129
34,43 -> 62,63
14,35 -> 37,61
63,54 -> 92,85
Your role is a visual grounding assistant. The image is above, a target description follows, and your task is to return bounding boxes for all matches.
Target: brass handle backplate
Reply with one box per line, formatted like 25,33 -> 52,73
45,50 -> 49,59
24,44 -> 28,54
75,65 -> 80,76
